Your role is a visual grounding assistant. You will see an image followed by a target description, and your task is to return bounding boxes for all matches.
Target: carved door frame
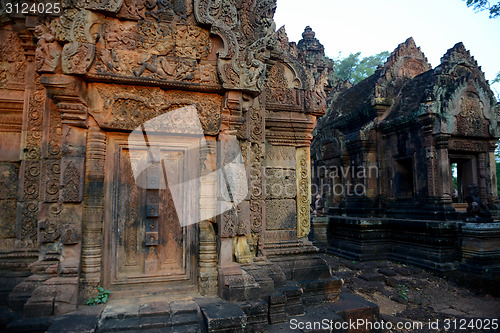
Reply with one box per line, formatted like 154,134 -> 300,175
102,132 -> 199,291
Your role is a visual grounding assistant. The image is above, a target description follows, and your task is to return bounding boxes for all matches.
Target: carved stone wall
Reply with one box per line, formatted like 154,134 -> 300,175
314,39 -> 499,220
2,0 -> 326,314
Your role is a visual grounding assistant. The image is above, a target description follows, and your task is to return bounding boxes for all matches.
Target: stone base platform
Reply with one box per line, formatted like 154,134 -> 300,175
316,216 -> 500,274
1,292 -> 379,333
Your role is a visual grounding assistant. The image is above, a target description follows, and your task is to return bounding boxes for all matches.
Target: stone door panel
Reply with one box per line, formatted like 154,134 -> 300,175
104,134 -> 198,288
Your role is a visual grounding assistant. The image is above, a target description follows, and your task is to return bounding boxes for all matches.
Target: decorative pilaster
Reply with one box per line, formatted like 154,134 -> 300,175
478,152 -> 488,204
487,141 -> 499,207
296,147 -> 311,238
17,71 -> 44,244
418,111 -> 438,197
435,133 -> 452,203
249,96 -> 265,258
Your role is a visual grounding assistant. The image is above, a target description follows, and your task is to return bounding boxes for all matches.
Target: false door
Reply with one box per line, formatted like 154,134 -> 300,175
104,134 -> 198,288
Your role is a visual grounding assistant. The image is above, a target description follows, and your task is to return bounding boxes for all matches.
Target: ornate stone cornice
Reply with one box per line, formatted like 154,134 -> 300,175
41,74 -> 88,128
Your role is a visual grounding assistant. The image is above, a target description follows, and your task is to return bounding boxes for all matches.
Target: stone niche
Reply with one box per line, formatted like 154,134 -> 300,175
0,0 -> 341,320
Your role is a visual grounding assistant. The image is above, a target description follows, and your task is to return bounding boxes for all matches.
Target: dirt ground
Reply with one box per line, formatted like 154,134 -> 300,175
321,254 -> 500,332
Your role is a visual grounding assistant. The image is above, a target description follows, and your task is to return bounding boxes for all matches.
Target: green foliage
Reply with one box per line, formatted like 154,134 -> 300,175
493,72 -> 500,84
464,0 -> 500,18
86,287 -> 111,306
397,284 -> 408,301
333,51 -> 390,84
451,163 -> 458,190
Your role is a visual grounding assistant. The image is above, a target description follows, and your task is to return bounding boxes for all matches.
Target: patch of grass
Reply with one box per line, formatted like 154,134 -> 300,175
397,284 -> 408,301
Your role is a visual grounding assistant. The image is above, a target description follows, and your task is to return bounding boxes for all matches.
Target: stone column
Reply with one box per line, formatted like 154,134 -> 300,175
198,137 -> 218,295
80,124 -> 106,301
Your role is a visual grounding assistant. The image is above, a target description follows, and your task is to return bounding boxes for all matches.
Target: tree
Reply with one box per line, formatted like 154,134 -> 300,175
464,0 -> 500,18
333,51 -> 390,84
493,72 -> 500,84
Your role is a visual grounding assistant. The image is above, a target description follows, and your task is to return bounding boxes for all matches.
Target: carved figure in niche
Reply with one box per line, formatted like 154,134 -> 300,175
34,23 -> 61,73
457,94 -> 484,137
314,194 -> 324,215
305,69 -> 328,114
465,183 -> 491,219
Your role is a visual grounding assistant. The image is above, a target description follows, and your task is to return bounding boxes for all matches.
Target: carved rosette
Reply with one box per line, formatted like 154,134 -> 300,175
296,147 -> 311,238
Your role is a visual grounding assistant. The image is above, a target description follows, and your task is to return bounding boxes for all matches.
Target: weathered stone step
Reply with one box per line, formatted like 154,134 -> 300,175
97,299 -> 202,333
197,297 -> 247,332
99,315 -> 172,332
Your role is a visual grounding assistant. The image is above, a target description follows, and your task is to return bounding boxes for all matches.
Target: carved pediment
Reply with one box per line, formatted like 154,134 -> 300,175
194,0 -> 278,93
453,91 -> 489,138
382,37 -> 431,83
265,62 -> 303,110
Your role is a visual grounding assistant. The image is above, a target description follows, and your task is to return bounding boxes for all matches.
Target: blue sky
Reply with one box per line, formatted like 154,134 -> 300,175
274,0 -> 500,97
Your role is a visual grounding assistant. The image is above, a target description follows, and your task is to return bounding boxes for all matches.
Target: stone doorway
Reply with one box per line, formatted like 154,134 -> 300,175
450,155 -> 478,204
103,133 -> 199,293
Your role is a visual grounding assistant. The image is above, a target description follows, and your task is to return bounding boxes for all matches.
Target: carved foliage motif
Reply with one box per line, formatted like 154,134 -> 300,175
296,147 -> 310,238
19,72 -> 45,242
91,84 -> 222,135
62,162 -> 81,202
0,27 -> 26,88
21,201 -> 38,241
44,160 -> 61,202
194,0 -> 278,92
60,10 -> 103,74
266,63 -> 298,107
221,208 -> 237,238
26,77 -> 45,160
456,93 -> 487,137
39,204 -> 62,243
